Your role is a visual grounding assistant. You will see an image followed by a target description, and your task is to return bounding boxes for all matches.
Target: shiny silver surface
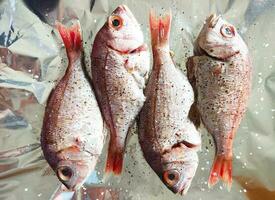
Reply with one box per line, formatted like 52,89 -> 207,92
0,0 -> 274,199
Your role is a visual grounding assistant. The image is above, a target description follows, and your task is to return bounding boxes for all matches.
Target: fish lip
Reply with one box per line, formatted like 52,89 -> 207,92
207,14 -> 221,28
107,43 -> 148,54
167,182 -> 188,195
62,182 -> 74,191
129,43 -> 148,53
196,43 -> 239,61
177,178 -> 192,195
60,177 -> 85,191
62,183 -> 80,191
163,176 -> 191,195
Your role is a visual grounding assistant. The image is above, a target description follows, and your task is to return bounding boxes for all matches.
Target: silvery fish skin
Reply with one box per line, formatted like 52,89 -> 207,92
41,23 -> 104,190
91,5 -> 150,174
139,11 -> 201,195
187,14 -> 252,189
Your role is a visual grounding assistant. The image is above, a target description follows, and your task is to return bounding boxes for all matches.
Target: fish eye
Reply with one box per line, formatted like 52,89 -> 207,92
220,25 -> 235,38
112,19 -> 120,27
163,169 -> 180,187
57,166 -> 73,182
109,15 -> 123,30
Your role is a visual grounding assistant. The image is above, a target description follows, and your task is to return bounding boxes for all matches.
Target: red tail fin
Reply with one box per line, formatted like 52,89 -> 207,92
149,9 -> 171,49
105,145 -> 124,175
208,155 -> 233,190
56,22 -> 82,61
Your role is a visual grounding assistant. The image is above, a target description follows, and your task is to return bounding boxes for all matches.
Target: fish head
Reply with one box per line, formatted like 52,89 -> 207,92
161,143 -> 199,195
103,5 -> 145,53
54,147 -> 94,190
196,14 -> 248,59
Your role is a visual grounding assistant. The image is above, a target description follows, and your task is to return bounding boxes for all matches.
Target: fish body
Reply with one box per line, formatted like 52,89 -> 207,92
187,14 -> 252,189
91,5 -> 150,174
41,23 -> 104,190
138,11 -> 201,195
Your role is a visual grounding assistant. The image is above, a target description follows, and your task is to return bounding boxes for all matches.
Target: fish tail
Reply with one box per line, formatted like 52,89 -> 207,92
105,141 -> 124,175
149,9 -> 171,49
208,155 -> 233,191
56,21 -> 82,62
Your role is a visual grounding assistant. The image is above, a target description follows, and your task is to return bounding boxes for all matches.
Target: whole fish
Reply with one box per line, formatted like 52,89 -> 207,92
138,11 -> 201,195
91,5 -> 150,174
187,14 -> 252,189
41,22 -> 104,190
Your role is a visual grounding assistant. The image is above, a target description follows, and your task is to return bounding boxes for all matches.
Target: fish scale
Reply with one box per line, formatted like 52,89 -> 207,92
91,5 -> 150,175
41,22 -> 104,191
187,14 -> 252,190
139,10 -> 201,196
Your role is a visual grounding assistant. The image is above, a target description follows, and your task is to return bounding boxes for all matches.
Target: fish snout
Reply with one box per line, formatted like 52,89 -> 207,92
113,4 -> 131,15
118,4 -> 129,12
178,176 -> 193,195
161,154 -> 198,195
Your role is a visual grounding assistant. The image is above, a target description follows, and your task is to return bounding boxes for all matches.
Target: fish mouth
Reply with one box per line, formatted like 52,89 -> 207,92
107,43 -> 148,54
58,174 -> 87,191
196,43 -> 239,61
178,179 -> 192,195
62,182 -> 83,191
161,169 -> 193,196
207,14 -> 221,28
166,178 -> 191,195
129,44 -> 148,53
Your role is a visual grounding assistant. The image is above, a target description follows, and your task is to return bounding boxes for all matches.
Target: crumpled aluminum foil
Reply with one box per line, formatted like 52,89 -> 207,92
0,0 -> 275,199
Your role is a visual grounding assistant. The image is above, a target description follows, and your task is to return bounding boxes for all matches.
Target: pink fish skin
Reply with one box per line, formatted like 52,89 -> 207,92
91,5 -> 150,175
138,11 -> 201,195
187,14 -> 252,190
41,22 -> 104,190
